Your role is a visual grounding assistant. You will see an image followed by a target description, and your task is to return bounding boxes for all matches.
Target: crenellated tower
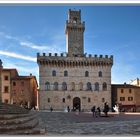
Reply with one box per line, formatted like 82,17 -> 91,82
65,9 -> 85,57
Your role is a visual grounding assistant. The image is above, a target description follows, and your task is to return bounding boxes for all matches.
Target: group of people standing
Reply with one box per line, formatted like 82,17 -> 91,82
91,102 -> 110,117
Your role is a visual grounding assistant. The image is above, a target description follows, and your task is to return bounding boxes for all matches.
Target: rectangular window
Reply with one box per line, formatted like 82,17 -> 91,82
129,89 -> 132,93
13,82 -> 16,86
121,89 -> 124,93
120,97 -> 125,101
88,98 -> 91,103
4,76 -> 9,81
4,99 -> 8,104
128,97 -> 133,101
48,98 -> 50,103
4,86 -> 9,93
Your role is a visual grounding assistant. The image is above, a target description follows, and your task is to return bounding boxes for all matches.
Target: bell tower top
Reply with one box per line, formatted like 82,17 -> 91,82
68,9 -> 81,24
65,9 -> 85,57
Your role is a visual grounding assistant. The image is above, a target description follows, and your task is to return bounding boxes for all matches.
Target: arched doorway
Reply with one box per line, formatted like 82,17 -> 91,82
73,97 -> 81,111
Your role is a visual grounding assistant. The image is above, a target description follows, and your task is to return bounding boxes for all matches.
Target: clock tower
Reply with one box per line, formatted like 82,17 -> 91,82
65,9 -> 85,57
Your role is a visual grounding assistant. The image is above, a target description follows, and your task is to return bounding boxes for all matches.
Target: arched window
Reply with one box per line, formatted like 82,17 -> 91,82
103,82 -> 107,91
85,71 -> 89,77
79,82 -> 83,90
45,82 -> 50,91
62,82 -> 67,90
71,82 -> 75,90
53,82 -> 58,90
73,17 -> 77,23
87,82 -> 92,91
95,82 -> 99,91
62,98 -> 65,103
99,71 -> 102,77
64,70 -> 68,77
52,70 -> 56,76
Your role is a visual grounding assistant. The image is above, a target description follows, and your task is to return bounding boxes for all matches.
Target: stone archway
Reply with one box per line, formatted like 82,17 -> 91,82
73,97 -> 81,111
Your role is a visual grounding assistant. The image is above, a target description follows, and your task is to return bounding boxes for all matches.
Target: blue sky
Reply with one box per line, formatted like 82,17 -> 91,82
0,5 -> 140,84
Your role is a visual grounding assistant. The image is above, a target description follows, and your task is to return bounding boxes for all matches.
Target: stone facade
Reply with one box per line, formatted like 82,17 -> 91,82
37,9 -> 113,111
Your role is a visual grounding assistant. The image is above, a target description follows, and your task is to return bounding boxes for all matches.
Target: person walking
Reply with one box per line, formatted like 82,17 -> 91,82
50,106 -> 53,112
104,102 -> 109,117
97,107 -> 101,117
67,106 -> 70,112
91,106 -> 96,117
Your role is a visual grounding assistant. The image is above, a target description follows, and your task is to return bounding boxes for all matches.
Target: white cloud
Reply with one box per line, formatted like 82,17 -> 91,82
0,50 -> 36,62
20,41 -> 48,51
0,31 -> 19,41
0,31 -> 65,54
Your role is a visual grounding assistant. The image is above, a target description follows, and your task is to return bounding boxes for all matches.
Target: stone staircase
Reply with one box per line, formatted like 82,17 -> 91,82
0,103 -> 29,114
0,103 -> 46,135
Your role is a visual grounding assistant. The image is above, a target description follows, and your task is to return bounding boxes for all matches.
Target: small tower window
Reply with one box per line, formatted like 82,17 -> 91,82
45,82 -> 50,91
103,82 -> 107,91
73,17 -> 77,23
52,70 -> 56,76
87,82 -> 92,91
64,70 -> 68,77
79,82 -> 83,90
53,82 -> 58,90
99,71 -> 102,77
71,82 -> 75,90
85,71 -> 89,77
62,82 -> 67,90
95,82 -> 99,91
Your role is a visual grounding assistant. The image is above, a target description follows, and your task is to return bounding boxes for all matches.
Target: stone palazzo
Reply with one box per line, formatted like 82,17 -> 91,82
37,9 -> 113,111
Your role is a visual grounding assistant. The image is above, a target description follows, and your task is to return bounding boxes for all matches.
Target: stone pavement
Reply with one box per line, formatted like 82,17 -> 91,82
38,111 -> 140,136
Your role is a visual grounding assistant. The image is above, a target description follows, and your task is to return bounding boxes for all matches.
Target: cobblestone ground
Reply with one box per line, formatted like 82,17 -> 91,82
38,111 -> 140,136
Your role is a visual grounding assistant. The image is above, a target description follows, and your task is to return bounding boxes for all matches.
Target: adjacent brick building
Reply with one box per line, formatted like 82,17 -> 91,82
0,60 -> 38,109
111,84 -> 140,112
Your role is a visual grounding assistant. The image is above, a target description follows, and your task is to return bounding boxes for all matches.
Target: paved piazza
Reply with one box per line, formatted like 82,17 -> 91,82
38,111 -> 140,136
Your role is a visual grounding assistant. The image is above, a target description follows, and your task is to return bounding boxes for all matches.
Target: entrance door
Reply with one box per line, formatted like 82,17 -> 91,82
73,97 -> 81,111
